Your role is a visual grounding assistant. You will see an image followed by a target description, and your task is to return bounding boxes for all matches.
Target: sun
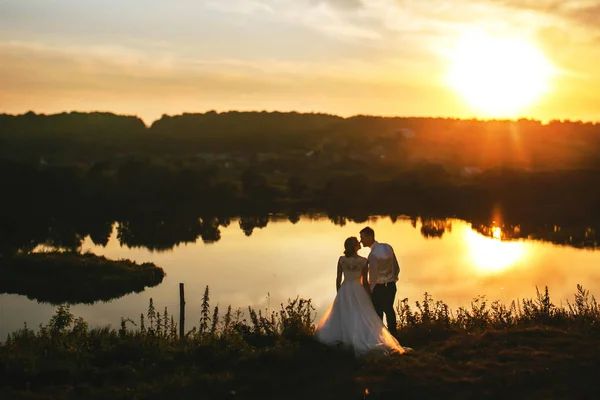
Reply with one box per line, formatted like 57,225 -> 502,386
447,31 -> 555,117
465,227 -> 526,274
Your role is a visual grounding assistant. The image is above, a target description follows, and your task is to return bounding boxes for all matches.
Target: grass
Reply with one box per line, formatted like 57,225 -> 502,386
0,251 -> 165,304
2,285 -> 600,399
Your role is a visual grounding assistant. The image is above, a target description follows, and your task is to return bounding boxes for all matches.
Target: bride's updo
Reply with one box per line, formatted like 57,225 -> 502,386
343,237 -> 358,257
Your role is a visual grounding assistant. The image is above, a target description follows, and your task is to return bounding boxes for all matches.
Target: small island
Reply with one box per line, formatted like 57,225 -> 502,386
0,251 -> 165,304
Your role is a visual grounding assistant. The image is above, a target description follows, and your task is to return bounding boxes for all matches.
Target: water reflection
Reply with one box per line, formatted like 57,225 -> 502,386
465,227 -> 526,274
3,206 -> 600,258
473,222 -> 598,249
420,218 -> 452,239
2,216 -> 600,340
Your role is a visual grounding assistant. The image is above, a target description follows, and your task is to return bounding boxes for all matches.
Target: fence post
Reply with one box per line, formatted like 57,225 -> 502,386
179,283 -> 185,338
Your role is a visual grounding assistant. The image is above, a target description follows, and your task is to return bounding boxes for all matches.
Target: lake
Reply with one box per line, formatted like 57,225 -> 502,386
2,215 -> 600,339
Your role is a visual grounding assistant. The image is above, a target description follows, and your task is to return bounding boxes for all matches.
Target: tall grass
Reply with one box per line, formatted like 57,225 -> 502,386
3,284 -> 599,360
0,286 -> 317,392
5,285 -> 600,348
396,285 -> 600,336
3,285 -> 600,398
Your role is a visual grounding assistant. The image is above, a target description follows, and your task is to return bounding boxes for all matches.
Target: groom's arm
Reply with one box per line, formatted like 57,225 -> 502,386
361,260 -> 370,294
367,252 -> 378,289
391,246 -> 400,277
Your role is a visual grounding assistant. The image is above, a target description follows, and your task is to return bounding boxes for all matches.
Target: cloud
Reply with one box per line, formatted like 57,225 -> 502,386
0,39 -> 428,100
389,0 -> 600,38
203,0 -> 386,42
536,25 -> 572,48
292,2 -> 382,40
255,0 -> 485,48
0,38 -> 463,123
308,0 -> 365,10
204,0 -> 275,14
497,0 -> 563,13
489,0 -> 600,29
532,22 -> 600,79
559,3 -> 600,28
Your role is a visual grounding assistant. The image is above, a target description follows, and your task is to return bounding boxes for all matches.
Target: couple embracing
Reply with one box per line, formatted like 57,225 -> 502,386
315,227 -> 411,356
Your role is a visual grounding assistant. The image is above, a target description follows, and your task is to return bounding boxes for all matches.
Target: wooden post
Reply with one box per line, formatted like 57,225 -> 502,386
179,283 -> 185,338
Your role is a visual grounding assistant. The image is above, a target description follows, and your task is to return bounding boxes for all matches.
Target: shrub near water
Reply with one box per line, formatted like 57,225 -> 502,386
396,285 -> 600,339
0,251 -> 165,304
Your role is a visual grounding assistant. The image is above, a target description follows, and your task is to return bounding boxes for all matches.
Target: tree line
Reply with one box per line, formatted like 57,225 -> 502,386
2,111 -> 600,171
1,157 -> 599,256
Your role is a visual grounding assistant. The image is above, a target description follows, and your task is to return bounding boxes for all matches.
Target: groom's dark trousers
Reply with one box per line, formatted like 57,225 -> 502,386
372,282 -> 397,335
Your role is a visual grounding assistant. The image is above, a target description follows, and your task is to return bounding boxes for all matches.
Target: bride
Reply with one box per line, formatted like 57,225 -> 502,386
314,236 -> 409,357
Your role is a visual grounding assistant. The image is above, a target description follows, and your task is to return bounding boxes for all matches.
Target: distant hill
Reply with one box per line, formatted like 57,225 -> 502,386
1,110 -> 599,170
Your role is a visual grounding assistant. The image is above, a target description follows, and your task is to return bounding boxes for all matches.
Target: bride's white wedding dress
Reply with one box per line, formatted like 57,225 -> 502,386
314,255 -> 408,357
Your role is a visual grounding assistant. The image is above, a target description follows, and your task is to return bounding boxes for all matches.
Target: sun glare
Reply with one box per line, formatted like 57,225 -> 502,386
447,32 -> 554,117
465,227 -> 526,274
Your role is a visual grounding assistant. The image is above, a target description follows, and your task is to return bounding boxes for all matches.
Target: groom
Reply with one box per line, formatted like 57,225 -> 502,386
360,226 -> 400,336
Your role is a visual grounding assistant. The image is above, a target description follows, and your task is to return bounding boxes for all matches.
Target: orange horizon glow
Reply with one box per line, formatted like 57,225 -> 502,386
1,1 -> 599,123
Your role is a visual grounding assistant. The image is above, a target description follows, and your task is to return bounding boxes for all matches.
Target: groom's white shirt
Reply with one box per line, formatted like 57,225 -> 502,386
368,241 -> 400,291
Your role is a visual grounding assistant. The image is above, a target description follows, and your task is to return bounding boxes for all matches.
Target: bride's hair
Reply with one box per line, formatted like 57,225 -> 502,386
343,237 -> 358,257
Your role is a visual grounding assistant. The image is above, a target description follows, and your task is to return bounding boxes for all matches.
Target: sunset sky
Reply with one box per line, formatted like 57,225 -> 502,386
1,0 -> 599,124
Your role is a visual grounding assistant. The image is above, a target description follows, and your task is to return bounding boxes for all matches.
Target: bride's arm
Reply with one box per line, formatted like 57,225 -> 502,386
336,258 -> 343,292
361,261 -> 371,295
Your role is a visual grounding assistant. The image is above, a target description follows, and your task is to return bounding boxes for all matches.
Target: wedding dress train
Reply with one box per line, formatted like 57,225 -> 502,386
314,255 -> 408,357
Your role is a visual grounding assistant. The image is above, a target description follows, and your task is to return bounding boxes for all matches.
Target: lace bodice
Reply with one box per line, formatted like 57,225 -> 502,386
339,256 -> 367,282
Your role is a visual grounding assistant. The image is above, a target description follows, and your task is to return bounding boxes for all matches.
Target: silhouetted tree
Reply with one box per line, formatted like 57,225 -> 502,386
287,175 -> 307,198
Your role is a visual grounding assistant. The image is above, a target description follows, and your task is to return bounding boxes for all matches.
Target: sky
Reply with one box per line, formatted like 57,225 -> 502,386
1,0 -> 600,124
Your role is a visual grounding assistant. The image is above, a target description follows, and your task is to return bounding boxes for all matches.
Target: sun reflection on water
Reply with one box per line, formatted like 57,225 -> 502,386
466,226 -> 526,274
